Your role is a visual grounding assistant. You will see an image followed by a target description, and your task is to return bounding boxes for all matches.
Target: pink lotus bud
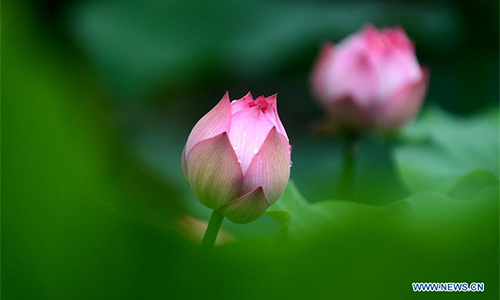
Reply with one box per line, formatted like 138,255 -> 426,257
311,24 -> 429,131
182,92 -> 291,224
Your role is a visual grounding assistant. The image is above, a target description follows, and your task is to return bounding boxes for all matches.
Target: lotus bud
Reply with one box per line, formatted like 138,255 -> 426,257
311,24 -> 429,131
182,92 -> 291,224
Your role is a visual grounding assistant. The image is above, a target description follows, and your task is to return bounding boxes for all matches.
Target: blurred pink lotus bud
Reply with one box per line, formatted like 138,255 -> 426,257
182,92 -> 291,224
311,24 -> 429,131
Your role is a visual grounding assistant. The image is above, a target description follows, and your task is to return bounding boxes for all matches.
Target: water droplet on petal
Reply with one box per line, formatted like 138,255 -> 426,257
253,148 -> 259,154
233,146 -> 238,150
289,161 -> 293,167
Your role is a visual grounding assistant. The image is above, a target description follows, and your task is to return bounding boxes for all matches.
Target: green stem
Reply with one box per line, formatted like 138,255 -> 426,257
201,210 -> 224,250
337,135 -> 358,200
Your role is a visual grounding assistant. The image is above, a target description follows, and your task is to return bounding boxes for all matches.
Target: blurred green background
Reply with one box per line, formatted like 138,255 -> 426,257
2,0 -> 499,299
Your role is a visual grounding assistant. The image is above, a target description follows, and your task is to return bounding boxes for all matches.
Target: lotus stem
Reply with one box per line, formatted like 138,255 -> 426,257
201,210 -> 224,250
337,134 -> 358,200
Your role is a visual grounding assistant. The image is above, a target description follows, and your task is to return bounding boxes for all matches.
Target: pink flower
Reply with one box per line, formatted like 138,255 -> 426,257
311,24 -> 429,131
182,92 -> 291,224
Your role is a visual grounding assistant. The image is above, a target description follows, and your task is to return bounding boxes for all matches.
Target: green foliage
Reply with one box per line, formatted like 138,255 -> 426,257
395,108 -> 499,193
269,175 -> 499,242
265,178 -> 499,298
69,0 -> 461,99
